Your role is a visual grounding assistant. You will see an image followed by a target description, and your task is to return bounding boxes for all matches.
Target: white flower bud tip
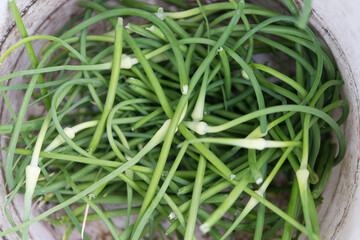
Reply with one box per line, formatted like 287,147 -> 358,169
256,177 -> 263,185
185,121 -> 208,135
25,165 -> 41,196
44,127 -> 76,153
200,223 -> 210,234
155,7 -> 166,20
120,54 -> 135,69
233,138 -> 266,150
146,25 -> 155,31
181,84 -> 188,95
242,69 -> 249,80
131,57 -> 138,65
121,55 -> 132,67
169,212 -> 177,219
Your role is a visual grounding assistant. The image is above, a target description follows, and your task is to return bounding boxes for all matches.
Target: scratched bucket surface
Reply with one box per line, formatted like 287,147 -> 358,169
0,1 -> 360,239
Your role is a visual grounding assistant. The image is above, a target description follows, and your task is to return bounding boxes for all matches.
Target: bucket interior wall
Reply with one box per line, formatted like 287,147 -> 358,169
0,0 -> 359,239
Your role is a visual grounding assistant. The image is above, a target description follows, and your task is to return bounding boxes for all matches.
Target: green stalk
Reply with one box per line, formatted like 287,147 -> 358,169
88,18 -> 124,153
218,47 -> 232,99
184,148 -> 207,240
130,144 -> 188,240
8,0 -> 50,108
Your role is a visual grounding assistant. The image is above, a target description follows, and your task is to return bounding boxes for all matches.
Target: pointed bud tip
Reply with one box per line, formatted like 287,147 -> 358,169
117,17 -> 123,26
181,84 -> 188,95
256,178 -> 263,185
200,223 -> 210,234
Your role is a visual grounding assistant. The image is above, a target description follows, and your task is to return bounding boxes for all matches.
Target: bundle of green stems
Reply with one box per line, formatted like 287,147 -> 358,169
0,0 -> 347,239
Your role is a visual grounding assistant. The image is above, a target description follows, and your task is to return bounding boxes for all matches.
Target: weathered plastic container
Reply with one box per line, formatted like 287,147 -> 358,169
0,0 -> 359,239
